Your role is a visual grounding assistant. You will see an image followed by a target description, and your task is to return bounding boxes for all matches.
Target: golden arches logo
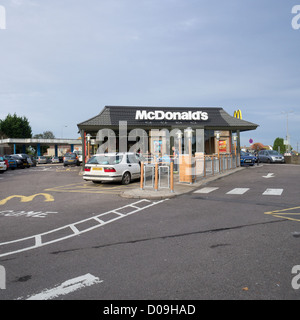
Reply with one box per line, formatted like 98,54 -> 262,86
233,109 -> 243,120
0,193 -> 54,206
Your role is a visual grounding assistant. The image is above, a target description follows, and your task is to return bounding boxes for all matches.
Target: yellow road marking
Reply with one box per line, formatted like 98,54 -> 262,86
265,206 -> 300,222
45,182 -> 137,194
0,193 -> 54,206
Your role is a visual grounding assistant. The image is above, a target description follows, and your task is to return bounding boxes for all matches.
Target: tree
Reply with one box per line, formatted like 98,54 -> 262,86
33,131 -> 55,139
273,137 -> 286,153
32,131 -> 55,155
273,137 -> 292,154
250,142 -> 266,151
0,113 -> 32,138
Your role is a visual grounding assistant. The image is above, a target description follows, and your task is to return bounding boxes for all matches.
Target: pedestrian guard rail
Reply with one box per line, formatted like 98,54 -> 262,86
140,153 -> 240,192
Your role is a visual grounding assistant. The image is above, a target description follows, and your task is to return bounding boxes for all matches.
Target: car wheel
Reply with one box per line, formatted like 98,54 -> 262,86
92,181 -> 102,184
122,172 -> 131,185
267,159 -> 271,164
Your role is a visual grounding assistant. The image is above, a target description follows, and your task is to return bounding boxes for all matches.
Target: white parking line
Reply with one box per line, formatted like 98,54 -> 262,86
20,273 -> 102,300
262,188 -> 283,196
0,199 -> 167,258
226,188 -> 250,195
194,187 -> 219,194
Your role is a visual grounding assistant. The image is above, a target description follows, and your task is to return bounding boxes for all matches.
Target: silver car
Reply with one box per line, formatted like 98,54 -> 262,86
37,156 -> 47,164
83,152 -> 141,184
258,150 -> 285,163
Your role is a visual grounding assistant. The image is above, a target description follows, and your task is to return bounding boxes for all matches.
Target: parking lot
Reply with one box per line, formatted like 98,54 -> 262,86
1,162 -> 300,300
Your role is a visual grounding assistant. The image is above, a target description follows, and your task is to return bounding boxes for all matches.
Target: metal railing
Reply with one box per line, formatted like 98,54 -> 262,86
195,153 -> 239,179
140,153 -> 240,192
140,159 -> 174,192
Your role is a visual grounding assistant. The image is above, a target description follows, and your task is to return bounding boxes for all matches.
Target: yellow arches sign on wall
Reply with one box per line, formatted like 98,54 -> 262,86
233,109 -> 243,120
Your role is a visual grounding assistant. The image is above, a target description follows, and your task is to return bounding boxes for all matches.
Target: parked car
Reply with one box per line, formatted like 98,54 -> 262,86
0,156 -> 8,173
63,152 -> 80,167
83,152 -> 141,185
240,151 -> 256,166
51,156 -> 60,163
258,150 -> 285,163
3,155 -> 17,170
15,154 -> 33,168
37,156 -> 47,164
30,156 -> 37,167
10,154 -> 30,168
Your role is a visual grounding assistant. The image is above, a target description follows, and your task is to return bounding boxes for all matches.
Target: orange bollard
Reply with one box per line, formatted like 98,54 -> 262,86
154,163 -> 158,191
170,161 -> 174,193
140,161 -> 144,190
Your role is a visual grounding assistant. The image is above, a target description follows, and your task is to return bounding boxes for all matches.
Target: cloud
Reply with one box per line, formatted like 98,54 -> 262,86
0,0 -> 299,149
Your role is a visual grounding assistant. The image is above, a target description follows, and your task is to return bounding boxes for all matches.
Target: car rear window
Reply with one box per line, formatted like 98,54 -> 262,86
0,157 -> 3,161
88,155 -> 123,165
65,154 -> 76,158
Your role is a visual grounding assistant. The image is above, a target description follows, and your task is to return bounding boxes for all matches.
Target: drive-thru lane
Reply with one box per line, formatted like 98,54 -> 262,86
0,164 -> 300,300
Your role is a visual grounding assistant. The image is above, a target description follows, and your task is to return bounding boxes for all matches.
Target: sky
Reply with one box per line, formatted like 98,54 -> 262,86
0,0 -> 299,150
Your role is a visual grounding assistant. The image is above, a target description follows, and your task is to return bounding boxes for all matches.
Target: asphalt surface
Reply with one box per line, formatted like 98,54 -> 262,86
0,163 -> 300,301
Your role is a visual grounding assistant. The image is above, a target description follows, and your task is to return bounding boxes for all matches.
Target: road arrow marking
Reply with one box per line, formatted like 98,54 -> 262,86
263,173 -> 274,179
23,273 -> 103,300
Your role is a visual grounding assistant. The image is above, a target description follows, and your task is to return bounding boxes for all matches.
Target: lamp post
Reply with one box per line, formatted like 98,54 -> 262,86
215,131 -> 220,158
282,110 -> 293,153
184,127 -> 194,184
175,130 -> 183,175
176,130 -> 183,155
86,133 -> 91,160
233,134 -> 237,167
61,125 -> 68,139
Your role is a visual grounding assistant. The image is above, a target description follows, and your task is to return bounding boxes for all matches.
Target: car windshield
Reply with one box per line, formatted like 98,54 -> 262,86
269,151 -> 280,155
240,151 -> 248,156
88,155 -> 123,165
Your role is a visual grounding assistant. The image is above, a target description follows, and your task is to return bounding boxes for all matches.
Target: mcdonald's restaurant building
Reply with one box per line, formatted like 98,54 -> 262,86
77,106 -> 258,163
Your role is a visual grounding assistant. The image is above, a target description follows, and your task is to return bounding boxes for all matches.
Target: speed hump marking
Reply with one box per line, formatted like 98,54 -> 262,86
0,193 -> 54,206
265,206 -> 300,222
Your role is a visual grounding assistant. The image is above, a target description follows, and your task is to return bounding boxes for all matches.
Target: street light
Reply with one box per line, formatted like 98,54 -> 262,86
184,127 -> 194,184
282,110 -> 293,153
86,133 -> 91,160
61,125 -> 68,139
232,133 -> 237,167
176,130 -> 183,155
215,131 -> 220,158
